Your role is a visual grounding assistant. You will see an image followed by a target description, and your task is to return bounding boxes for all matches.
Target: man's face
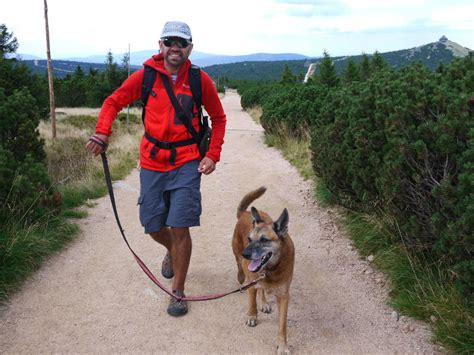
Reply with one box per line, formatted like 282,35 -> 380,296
159,37 -> 193,70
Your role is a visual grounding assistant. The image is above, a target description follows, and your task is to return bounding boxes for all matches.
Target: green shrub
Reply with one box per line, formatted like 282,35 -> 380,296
0,86 -> 54,222
310,56 -> 474,301
260,84 -> 328,137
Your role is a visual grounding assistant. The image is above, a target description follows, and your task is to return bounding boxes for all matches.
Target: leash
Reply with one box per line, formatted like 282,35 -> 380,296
100,152 -> 265,301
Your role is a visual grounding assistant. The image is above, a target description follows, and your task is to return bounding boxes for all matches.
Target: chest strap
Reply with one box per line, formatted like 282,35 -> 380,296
144,132 -> 196,166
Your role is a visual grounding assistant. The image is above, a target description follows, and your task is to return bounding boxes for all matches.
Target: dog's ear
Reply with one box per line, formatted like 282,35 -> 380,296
273,208 -> 289,239
251,206 -> 264,225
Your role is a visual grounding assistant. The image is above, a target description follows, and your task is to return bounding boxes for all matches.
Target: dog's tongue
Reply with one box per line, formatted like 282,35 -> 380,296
248,258 -> 262,273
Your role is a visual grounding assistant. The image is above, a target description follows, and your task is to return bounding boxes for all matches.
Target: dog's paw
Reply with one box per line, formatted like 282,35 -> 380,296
277,344 -> 291,355
245,316 -> 257,327
259,303 -> 272,314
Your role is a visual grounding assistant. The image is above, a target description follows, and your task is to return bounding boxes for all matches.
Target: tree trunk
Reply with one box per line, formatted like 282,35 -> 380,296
44,0 -> 56,139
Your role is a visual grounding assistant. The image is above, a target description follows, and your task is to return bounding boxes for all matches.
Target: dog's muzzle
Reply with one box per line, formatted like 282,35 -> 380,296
243,249 -> 272,273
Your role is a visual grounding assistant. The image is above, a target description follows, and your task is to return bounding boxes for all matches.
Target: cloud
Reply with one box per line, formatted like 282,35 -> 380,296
275,0 -> 347,17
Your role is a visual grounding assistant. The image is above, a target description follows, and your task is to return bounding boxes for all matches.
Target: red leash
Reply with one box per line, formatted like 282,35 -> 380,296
100,152 -> 264,301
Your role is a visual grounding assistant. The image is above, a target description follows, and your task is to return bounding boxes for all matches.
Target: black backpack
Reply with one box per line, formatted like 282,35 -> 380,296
140,64 -> 211,164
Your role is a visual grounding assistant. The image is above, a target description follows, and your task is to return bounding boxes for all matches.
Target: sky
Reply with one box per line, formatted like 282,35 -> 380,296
2,0 -> 473,59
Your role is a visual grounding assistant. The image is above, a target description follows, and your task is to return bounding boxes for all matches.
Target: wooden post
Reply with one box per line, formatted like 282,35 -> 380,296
44,0 -> 56,139
126,43 -> 130,126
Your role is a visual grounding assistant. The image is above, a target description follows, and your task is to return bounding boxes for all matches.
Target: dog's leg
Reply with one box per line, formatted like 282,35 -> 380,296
276,293 -> 290,354
258,289 -> 272,313
236,258 -> 245,284
245,287 -> 258,327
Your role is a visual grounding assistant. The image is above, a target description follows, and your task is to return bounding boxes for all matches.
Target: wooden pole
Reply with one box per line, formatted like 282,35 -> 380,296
126,43 -> 130,126
44,0 -> 56,139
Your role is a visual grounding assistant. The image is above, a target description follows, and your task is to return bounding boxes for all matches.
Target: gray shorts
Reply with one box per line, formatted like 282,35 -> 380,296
137,160 -> 202,233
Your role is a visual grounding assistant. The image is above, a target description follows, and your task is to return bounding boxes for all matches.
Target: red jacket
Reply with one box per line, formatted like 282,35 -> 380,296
96,54 -> 226,172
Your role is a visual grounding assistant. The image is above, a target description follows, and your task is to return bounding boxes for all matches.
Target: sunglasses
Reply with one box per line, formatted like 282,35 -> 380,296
162,37 -> 191,49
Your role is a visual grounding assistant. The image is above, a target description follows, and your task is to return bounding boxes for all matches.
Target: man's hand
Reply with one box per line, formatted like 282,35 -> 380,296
198,156 -> 216,175
86,134 -> 109,156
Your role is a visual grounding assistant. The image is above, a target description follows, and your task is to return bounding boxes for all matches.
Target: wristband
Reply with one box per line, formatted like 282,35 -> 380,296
89,135 -> 108,150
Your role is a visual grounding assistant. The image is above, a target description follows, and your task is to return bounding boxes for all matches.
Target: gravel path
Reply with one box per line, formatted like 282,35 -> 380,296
0,90 -> 438,354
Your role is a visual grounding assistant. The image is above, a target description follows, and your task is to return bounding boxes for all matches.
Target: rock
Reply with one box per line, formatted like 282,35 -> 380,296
391,311 -> 400,321
367,255 -> 375,262
430,315 -> 438,323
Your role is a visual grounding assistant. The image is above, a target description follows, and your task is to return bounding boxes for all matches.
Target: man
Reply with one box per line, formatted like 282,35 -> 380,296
86,21 -> 226,317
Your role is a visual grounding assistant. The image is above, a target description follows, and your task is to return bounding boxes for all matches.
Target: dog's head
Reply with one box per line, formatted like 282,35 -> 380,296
242,207 -> 289,273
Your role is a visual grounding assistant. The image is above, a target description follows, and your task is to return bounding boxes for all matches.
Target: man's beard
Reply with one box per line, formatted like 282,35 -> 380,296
164,51 -> 187,68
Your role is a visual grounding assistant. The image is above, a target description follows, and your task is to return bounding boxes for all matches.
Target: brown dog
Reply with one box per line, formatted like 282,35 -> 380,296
232,187 -> 295,354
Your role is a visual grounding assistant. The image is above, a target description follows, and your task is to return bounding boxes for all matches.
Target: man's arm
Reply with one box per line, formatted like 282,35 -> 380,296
95,69 -> 144,136
200,71 -> 227,164
86,69 -> 144,155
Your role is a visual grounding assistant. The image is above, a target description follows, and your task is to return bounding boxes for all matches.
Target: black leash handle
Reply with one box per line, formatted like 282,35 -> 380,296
100,152 -> 263,301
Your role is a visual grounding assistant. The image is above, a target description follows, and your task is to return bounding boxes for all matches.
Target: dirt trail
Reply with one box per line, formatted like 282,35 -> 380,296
0,90 -> 438,354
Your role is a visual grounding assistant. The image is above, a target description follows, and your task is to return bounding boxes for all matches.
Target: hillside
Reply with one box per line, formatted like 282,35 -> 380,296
20,52 -> 306,79
205,36 -> 472,81
46,50 -> 307,67
21,59 -> 140,78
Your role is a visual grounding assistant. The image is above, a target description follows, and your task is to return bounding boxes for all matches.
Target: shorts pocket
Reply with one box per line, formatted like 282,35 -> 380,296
137,193 -> 166,226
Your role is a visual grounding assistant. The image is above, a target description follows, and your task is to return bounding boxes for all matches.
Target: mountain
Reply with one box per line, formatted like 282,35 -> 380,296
204,36 -> 472,81
18,50 -> 309,78
8,53 -> 42,60
60,50 -> 307,67
16,37 -> 471,80
20,59 -> 141,78
191,52 -> 308,67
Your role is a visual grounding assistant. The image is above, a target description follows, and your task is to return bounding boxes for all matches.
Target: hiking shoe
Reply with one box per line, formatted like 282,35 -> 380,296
167,289 -> 188,317
161,251 -> 174,279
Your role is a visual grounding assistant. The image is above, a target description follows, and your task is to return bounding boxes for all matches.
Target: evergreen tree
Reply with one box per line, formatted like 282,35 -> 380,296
360,53 -> 371,81
104,50 -> 122,90
121,52 -> 130,73
371,51 -> 387,72
0,24 -> 18,57
280,64 -> 297,84
436,62 -> 446,74
317,50 -> 339,87
55,65 -> 87,107
0,25 -> 53,220
344,57 -> 360,83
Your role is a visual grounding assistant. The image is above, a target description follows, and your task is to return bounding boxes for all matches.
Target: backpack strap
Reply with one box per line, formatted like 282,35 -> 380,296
189,65 -> 202,111
159,72 -> 201,144
141,65 -> 157,124
189,64 -> 209,131
141,65 -> 203,126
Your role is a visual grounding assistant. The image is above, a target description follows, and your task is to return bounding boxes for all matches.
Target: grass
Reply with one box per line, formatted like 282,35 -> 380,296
0,110 -> 142,304
249,109 -> 474,354
346,213 -> 474,354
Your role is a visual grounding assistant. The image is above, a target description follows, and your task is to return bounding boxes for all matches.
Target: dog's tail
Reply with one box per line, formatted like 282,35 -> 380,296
237,186 -> 267,218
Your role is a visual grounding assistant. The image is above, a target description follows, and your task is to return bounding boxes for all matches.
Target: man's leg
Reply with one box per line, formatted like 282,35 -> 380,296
150,228 -> 174,279
150,226 -> 192,291
169,227 -> 192,292
150,227 -> 172,250
165,227 -> 192,317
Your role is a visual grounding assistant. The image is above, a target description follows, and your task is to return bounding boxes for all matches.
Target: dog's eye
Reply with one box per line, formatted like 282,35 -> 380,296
248,237 -> 252,243
260,236 -> 270,243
